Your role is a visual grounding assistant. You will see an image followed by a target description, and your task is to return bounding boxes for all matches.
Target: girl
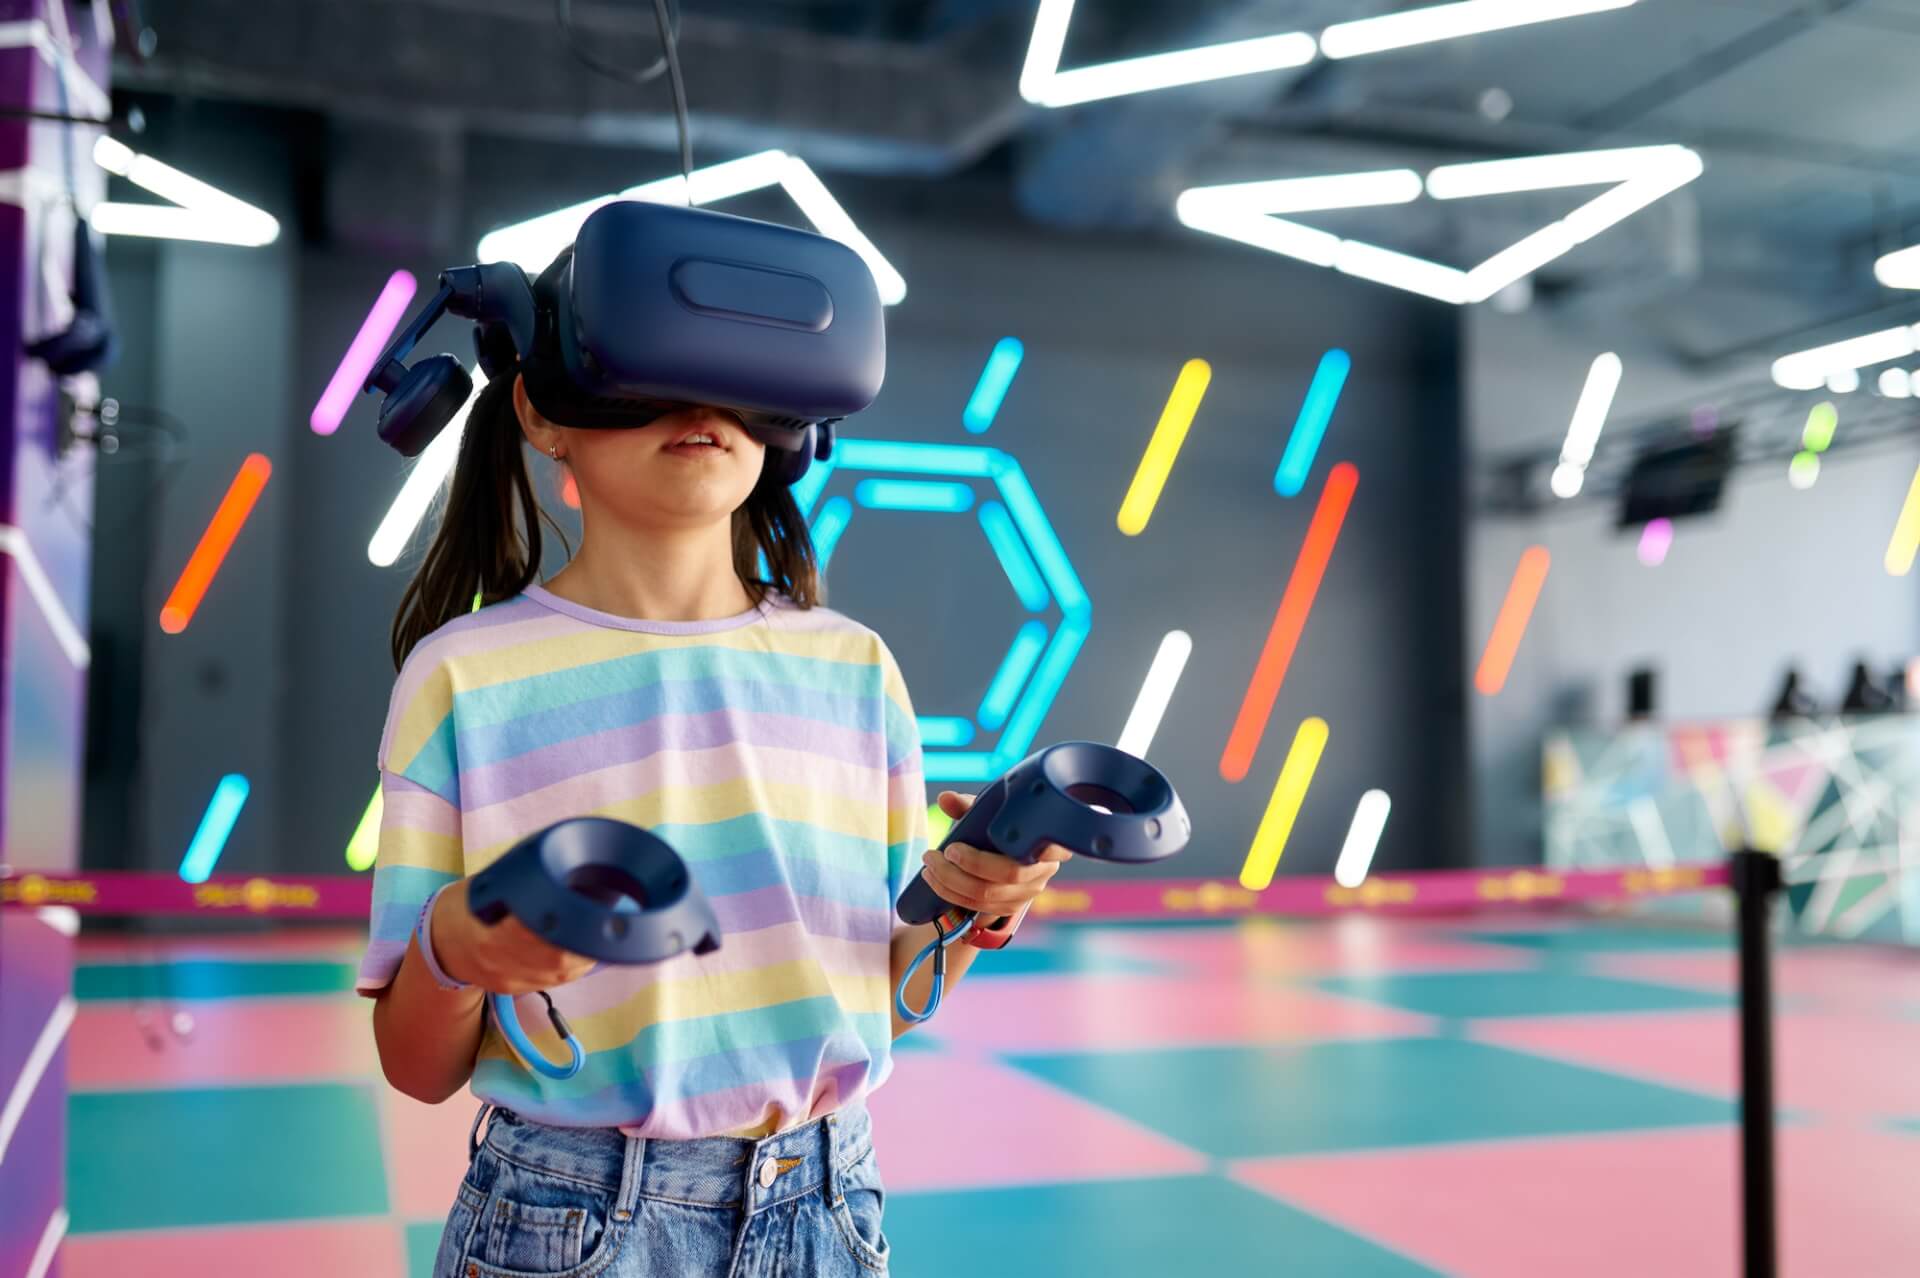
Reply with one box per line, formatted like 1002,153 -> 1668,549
357,361 -> 1070,1277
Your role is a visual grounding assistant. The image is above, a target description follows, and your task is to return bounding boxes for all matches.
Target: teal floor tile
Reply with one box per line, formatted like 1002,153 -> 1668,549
75,959 -> 358,1001
1314,969 -> 1730,1018
1462,925 -> 1731,955
68,1083 -> 388,1231
407,1220 -> 444,1278
886,1175 -> 1439,1278
959,945 -> 1164,979
1007,1037 -> 1735,1158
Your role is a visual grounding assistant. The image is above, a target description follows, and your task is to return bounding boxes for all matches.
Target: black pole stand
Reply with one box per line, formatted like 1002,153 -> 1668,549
1730,848 -> 1781,1278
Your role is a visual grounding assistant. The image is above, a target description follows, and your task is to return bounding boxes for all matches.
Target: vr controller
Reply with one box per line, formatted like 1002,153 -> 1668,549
467,817 -> 722,1081
362,200 -> 887,487
894,743 -> 1190,1022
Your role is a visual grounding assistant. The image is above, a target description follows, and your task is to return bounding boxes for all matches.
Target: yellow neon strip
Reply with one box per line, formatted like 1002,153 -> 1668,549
1886,463 -> 1920,576
345,788 -> 383,872
1239,716 -> 1329,891
1117,359 -> 1212,536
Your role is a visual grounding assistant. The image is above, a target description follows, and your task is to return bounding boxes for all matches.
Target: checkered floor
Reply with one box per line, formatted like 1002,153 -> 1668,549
56,913 -> 1920,1276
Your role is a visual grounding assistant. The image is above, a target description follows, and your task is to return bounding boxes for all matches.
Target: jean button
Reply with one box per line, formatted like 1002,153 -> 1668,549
758,1158 -> 778,1189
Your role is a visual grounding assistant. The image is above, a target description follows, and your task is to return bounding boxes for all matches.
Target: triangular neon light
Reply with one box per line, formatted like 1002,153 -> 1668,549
89,136 -> 280,247
1176,145 -> 1703,306
476,150 -> 905,305
1021,0 -> 1640,108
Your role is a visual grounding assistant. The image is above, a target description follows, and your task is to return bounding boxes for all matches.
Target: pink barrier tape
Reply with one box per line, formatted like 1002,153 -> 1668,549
0,863 -> 1730,923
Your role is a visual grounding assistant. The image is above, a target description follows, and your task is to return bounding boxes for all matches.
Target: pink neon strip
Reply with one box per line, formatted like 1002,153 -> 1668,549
0,863 -> 1729,921
310,270 -> 418,436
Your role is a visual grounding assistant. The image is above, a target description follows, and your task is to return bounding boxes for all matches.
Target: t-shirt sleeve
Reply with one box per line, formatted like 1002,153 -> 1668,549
356,653 -> 465,996
876,638 -> 928,909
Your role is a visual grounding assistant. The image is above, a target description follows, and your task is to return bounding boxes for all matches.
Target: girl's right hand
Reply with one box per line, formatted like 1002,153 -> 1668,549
429,878 -> 600,995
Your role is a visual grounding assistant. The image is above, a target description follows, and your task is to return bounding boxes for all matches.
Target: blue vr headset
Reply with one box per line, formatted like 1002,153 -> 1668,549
364,200 -> 887,485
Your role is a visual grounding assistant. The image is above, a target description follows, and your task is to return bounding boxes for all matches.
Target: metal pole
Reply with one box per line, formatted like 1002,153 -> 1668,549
1730,848 -> 1780,1278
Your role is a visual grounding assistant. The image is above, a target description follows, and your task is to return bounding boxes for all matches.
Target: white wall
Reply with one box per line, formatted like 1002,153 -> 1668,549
1467,308 -> 1920,864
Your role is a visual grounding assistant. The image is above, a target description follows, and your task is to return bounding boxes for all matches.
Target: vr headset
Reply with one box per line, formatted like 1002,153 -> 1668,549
363,200 -> 887,485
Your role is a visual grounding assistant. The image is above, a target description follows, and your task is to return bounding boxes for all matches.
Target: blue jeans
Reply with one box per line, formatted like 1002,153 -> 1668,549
433,1102 -> 890,1277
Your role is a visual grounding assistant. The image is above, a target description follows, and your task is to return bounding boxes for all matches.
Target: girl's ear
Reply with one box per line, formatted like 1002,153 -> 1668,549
512,374 -> 563,458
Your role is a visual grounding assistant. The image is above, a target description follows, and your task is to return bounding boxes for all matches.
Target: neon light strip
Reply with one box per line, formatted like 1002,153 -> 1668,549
1118,359 -> 1212,536
311,271 -> 417,436
1116,630 -> 1193,759
369,368 -> 485,567
854,479 -> 976,513
964,338 -> 1025,433
1220,463 -> 1358,782
812,496 -> 855,568
92,136 -> 280,247
1333,789 -> 1392,888
1275,350 -> 1351,497
1240,717 -> 1329,890
25,1208 -> 66,1278
917,717 -> 977,748
475,150 -> 905,305
989,457 -> 1090,615
1476,546 -> 1551,695
927,802 -> 954,847
977,501 -> 1050,611
995,610 -> 1091,769
836,439 -> 1000,476
561,471 -> 581,510
0,524 -> 90,668
1637,518 -> 1673,567
1885,466 -> 1920,576
160,454 -> 272,633
1321,0 -> 1637,58
978,620 -> 1051,731
345,787 -> 383,872
1020,0 -> 1315,107
0,996 -> 74,1168
923,752 -> 1000,783
179,774 -> 251,884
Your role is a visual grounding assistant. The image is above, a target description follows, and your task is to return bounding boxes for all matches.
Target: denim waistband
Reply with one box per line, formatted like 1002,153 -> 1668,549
475,1103 -> 875,1216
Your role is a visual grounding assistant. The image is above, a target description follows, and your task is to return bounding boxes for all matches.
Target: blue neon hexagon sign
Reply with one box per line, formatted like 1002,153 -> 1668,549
792,439 -> 1092,782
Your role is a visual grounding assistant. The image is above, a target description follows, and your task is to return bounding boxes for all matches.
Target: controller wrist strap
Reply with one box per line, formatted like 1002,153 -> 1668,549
894,909 -> 975,1025
490,990 -> 586,1081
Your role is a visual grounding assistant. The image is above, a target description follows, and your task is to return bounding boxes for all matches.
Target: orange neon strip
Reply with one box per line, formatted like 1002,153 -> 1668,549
561,470 -> 581,510
1475,545 -> 1550,696
159,454 -> 272,634
1219,462 -> 1358,783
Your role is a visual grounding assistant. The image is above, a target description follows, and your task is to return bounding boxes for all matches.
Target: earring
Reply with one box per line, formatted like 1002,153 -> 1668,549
549,445 -> 561,460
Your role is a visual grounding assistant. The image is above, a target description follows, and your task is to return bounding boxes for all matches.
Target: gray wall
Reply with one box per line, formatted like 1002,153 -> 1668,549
96,190 -> 1470,887
1466,308 -> 1920,865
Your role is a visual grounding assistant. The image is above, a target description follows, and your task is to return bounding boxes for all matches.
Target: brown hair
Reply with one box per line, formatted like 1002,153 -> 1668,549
390,376 -> 821,670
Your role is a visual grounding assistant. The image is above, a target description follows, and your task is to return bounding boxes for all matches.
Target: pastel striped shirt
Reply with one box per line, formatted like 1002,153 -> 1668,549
356,585 -> 927,1139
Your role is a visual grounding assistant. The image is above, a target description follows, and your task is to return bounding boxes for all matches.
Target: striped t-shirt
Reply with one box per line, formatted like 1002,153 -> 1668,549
356,585 -> 926,1139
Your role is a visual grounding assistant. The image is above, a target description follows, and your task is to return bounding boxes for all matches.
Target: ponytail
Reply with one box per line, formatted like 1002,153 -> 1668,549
391,378 -> 822,670
390,377 -> 566,670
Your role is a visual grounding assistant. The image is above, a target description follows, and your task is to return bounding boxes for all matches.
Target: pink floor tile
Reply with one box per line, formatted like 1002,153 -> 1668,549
924,972 -> 1432,1053
63,1218 -> 406,1278
1473,1007 -> 1920,1120
1233,1122 -> 1920,1278
869,1051 -> 1207,1192
384,1089 -> 483,1218
68,1000 -> 379,1089
1080,915 -> 1532,980
1594,948 -> 1920,1007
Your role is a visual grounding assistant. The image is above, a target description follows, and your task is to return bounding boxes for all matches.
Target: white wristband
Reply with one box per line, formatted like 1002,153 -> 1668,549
414,884 -> 471,991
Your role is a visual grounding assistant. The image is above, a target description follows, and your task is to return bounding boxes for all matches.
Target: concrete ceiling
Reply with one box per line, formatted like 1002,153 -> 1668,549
111,0 -> 1920,368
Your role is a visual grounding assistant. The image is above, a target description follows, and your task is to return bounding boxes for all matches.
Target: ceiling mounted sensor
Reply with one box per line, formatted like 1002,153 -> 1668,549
1175,145 -> 1703,305
1019,0 -> 1642,107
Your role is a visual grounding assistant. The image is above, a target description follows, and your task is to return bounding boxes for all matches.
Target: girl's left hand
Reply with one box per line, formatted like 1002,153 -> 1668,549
918,790 -> 1073,920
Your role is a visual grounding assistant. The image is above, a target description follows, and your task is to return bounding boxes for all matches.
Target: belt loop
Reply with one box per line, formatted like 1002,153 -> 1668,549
613,1131 -> 646,1224
468,1102 -> 497,1161
822,1111 -> 844,1208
